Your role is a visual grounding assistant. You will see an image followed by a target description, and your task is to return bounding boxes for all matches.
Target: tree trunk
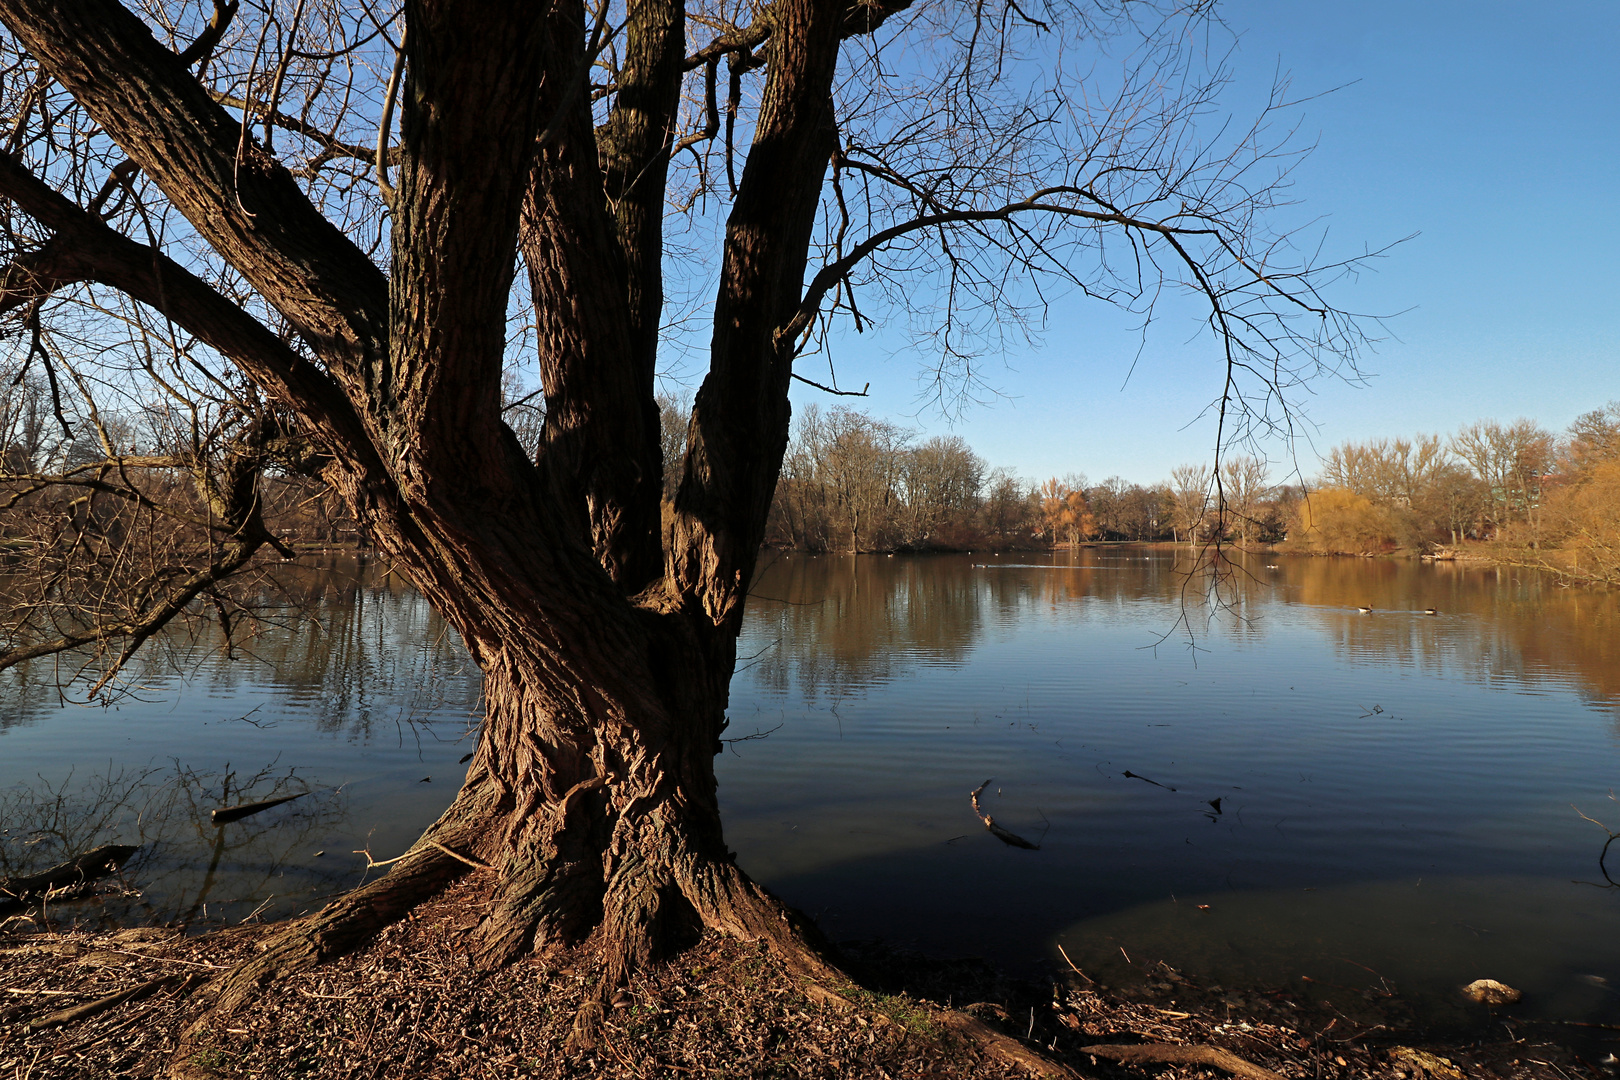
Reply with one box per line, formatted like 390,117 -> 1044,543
181,526 -> 836,1056
441,646 -> 806,983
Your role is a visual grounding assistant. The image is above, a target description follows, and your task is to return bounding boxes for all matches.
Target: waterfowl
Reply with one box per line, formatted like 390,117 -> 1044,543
1356,605 -> 1373,614
1424,608 -> 1437,615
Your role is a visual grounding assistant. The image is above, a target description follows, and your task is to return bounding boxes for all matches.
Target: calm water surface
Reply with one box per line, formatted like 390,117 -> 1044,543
3,550 -> 1618,1030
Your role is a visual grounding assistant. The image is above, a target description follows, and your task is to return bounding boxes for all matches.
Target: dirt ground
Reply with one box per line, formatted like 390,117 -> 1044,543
1,877 -> 1614,1079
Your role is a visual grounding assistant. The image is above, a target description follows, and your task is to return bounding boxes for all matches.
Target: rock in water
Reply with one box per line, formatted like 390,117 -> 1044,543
1461,979 -> 1521,1005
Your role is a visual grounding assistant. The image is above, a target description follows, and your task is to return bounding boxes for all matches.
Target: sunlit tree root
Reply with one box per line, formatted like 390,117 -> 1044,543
1083,1042 -> 1285,1080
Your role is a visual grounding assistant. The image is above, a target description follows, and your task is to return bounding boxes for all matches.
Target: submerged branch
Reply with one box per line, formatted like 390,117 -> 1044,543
969,779 -> 1040,850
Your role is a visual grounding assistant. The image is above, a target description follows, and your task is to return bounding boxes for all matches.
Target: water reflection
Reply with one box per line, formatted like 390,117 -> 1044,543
3,549 -> 1618,1032
721,550 -> 1620,1029
743,550 -> 1620,724
0,557 -> 481,927
746,554 -> 986,700
0,761 -> 350,928
1277,557 -> 1620,717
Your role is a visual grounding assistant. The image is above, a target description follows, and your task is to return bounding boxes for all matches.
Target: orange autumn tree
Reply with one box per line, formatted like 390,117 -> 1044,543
1040,478 -> 1094,548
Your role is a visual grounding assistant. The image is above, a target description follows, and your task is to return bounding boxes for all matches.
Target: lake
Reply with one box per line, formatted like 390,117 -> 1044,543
3,549 -> 1618,1032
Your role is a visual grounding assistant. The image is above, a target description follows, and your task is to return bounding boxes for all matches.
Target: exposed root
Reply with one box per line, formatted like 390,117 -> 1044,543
162,821 -> 1077,1079
1083,1041 -> 1288,1079
934,1009 -> 1082,1079
28,973 -> 195,1030
472,857 -> 604,970
672,862 -> 1078,1078
169,843 -> 472,1078
568,998 -> 606,1053
563,855 -> 806,1052
680,856 -> 839,978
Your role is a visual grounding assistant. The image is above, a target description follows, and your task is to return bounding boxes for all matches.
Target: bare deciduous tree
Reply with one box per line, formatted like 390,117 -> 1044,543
1168,462 -> 1211,544
899,434 -> 983,547
0,0 -> 1379,1059
1451,419 -> 1556,540
981,466 -> 1034,544
1218,454 -> 1270,545
1565,401 -> 1620,474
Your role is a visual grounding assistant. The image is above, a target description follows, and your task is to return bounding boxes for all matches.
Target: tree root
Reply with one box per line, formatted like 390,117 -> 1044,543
1083,1042 -> 1287,1079
169,843 -> 473,1078
29,973 -> 195,1030
792,981 -> 1078,1078
924,1005 -> 1081,1078
612,857 -> 1078,1076
163,829 -> 1080,1080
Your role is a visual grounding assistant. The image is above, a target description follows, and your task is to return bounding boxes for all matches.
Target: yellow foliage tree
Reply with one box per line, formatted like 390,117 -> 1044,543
1039,478 -> 1095,547
1534,457 -> 1620,584
1289,488 -> 1397,553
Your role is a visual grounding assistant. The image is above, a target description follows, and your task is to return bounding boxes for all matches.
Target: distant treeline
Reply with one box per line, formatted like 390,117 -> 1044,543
657,399 -> 1620,585
722,401 -> 1297,552
1291,403 -> 1620,581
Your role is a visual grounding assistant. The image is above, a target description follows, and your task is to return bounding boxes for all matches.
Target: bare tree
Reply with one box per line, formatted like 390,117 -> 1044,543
0,0 -> 1379,1056
771,405 -> 830,549
981,466 -> 1032,544
898,434 -> 983,547
1118,482 -> 1167,540
1088,475 -> 1127,539
656,389 -> 692,501
1218,454 -> 1270,544
1317,434 -> 1453,547
817,407 -> 909,551
1451,419 -> 1556,540
1320,435 -> 1446,507
1168,463 -> 1211,544
1565,401 -> 1620,474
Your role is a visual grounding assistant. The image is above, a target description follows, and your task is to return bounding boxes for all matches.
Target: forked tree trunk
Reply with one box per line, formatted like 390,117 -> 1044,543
0,0 -> 879,1059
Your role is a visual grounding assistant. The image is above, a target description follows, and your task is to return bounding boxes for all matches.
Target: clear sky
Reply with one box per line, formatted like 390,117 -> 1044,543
782,1 -> 1620,487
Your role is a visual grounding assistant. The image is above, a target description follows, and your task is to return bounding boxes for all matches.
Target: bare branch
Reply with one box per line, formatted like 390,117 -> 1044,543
790,372 -> 868,397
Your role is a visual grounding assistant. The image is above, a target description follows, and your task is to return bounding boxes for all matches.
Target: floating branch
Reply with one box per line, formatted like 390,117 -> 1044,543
211,792 -> 308,824
969,779 -> 1040,850
1122,770 -> 1176,792
1573,800 -> 1619,888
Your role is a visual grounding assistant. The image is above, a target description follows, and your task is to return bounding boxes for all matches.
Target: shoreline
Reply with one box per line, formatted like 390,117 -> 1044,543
2,885 -> 1608,1079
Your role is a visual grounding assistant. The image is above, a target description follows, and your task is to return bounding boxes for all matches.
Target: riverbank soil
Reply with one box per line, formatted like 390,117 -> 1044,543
0,878 -> 1609,1078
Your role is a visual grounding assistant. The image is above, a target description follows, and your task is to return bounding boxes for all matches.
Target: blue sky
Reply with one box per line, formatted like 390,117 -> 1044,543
786,2 -> 1620,486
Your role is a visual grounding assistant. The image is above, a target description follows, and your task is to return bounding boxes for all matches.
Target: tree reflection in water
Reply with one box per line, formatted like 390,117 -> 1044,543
0,557 -> 483,929
743,550 -> 1620,730
2,551 -> 1616,1005
719,550 -> 1620,1029
0,761 -> 350,929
